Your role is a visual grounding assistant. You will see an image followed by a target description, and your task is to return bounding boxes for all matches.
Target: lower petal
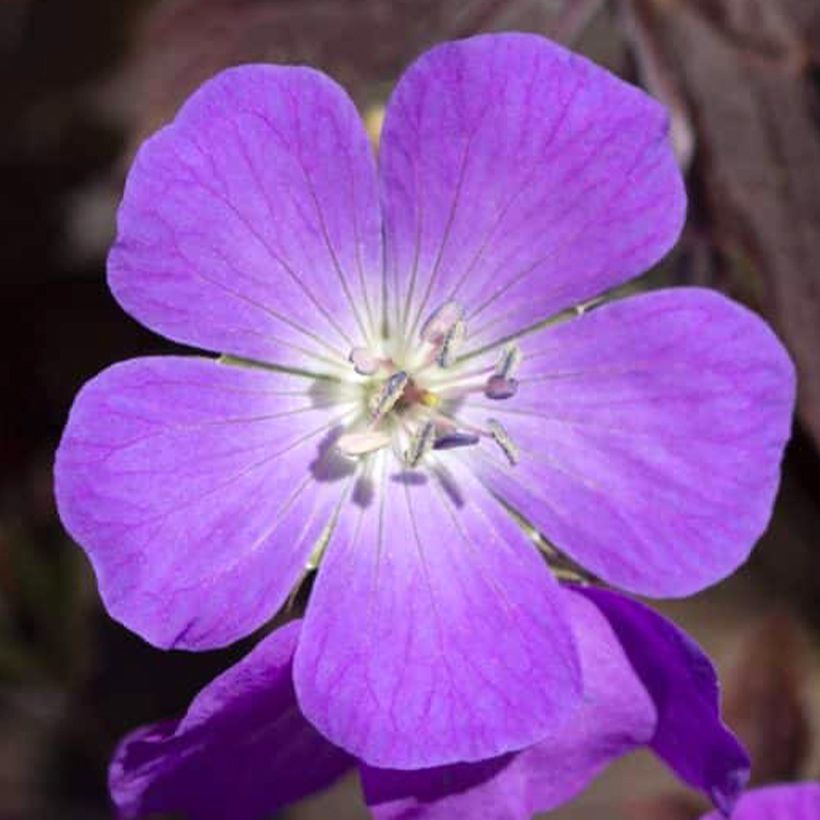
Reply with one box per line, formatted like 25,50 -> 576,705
294,454 -> 581,768
55,356 -> 354,649
109,621 -> 354,819
359,589 -> 656,819
700,783 -> 820,820
577,586 -> 750,814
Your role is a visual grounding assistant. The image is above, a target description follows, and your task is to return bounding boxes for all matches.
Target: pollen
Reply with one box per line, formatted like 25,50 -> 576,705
404,421 -> 436,468
369,370 -> 409,421
436,318 -> 465,368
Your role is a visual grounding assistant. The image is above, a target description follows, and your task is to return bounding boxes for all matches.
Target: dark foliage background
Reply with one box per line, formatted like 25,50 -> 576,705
1,1 -> 819,817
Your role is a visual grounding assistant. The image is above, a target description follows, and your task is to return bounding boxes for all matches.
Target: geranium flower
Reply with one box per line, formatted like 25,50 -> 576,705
110,589 -> 749,819
701,782 -> 820,819
55,33 -> 795,770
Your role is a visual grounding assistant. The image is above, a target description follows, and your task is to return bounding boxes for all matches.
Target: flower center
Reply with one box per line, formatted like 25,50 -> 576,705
336,301 -> 520,469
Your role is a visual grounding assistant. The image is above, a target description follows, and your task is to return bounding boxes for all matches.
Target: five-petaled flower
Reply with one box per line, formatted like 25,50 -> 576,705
56,32 -> 794,778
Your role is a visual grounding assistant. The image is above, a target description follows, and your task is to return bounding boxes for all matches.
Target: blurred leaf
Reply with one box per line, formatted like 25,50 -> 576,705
113,0 -> 537,140
618,793 -> 703,820
108,0 -> 620,150
724,611 -> 811,784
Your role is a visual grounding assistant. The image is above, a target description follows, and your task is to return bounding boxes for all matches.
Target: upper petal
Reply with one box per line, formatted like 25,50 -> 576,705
578,586 -> 750,814
700,783 -> 820,820
55,356 -> 355,649
360,588 -> 656,819
109,64 -> 382,372
293,453 -> 581,769
379,32 -> 685,349
465,288 -> 795,597
109,620 -> 354,819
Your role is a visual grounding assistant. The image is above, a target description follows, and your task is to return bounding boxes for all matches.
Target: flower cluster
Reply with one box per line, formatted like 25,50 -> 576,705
55,33 -> 795,818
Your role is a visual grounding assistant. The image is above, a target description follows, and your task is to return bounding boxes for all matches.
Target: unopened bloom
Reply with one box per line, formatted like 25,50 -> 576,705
55,33 -> 794,769
111,590 -> 748,819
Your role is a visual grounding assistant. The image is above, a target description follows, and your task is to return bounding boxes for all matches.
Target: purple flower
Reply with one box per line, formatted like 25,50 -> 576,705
55,33 -> 795,770
700,783 -> 820,819
110,589 -> 749,819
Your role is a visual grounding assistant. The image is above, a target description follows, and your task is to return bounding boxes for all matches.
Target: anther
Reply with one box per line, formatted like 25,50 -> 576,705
485,375 -> 518,400
349,347 -> 380,376
404,421 -> 436,468
337,430 -> 392,457
484,343 -> 521,399
369,370 -> 409,420
420,301 -> 464,344
433,431 -> 480,451
487,418 -> 519,465
436,319 -> 466,368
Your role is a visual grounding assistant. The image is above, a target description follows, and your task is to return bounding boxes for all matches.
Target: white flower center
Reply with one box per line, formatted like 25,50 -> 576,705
336,301 -> 520,468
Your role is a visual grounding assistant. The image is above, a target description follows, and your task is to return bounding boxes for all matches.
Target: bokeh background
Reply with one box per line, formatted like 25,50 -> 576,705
2,1 -> 820,817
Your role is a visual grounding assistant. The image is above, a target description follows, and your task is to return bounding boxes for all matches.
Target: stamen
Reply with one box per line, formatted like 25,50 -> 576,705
487,418 -> 519,465
369,371 -> 409,420
337,430 -> 392,457
494,344 -> 522,379
436,319 -> 466,368
404,421 -> 436,467
484,343 -> 521,399
433,431 -> 480,451
485,375 -> 518,400
349,346 -> 380,376
420,301 -> 464,344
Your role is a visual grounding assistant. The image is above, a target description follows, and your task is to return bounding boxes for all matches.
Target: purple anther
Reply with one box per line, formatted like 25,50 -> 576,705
433,432 -> 481,450
485,375 -> 519,400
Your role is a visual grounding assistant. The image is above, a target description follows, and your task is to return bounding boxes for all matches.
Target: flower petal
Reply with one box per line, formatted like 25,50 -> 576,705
109,64 -> 382,372
359,588 -> 656,818
109,620 -> 354,819
293,453 -> 581,768
700,783 -> 820,820
577,586 -> 750,814
379,32 -> 684,349
55,356 -> 355,649
465,288 -> 795,596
